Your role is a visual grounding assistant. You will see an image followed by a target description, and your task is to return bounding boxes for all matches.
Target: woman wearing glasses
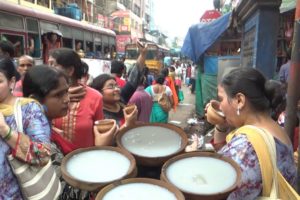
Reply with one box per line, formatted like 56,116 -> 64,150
91,41 -> 148,128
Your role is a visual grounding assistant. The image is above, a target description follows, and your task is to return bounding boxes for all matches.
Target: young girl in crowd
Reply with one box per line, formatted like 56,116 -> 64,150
23,65 -> 70,177
48,48 -> 117,155
48,48 -> 118,199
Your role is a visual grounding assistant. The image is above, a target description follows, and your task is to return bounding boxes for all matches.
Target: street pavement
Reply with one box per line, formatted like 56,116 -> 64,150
168,84 -> 214,142
168,85 -> 200,134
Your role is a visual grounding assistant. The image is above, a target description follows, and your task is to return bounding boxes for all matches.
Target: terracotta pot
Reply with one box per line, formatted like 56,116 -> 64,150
207,100 -> 225,125
123,104 -> 136,115
61,146 -> 137,192
95,119 -> 115,133
161,152 -> 241,200
116,123 -> 188,167
96,178 -> 185,200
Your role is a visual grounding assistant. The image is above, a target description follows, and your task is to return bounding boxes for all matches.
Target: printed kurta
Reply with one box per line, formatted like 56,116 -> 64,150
0,99 -> 51,199
220,134 -> 296,200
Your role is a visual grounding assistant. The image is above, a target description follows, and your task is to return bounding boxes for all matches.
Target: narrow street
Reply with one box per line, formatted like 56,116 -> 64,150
168,83 -> 214,145
168,84 -> 195,128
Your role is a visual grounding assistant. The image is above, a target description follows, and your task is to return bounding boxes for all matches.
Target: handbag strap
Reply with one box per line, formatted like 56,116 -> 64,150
13,97 -> 23,133
254,126 -> 279,198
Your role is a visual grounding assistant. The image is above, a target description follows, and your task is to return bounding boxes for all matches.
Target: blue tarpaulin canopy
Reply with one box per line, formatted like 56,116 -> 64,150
181,12 -> 232,63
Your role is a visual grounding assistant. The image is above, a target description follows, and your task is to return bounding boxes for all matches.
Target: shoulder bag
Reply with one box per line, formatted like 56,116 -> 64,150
7,98 -> 61,200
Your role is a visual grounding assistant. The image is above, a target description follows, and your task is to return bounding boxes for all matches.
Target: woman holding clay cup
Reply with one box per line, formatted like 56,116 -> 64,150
94,119 -> 118,146
206,99 -> 231,150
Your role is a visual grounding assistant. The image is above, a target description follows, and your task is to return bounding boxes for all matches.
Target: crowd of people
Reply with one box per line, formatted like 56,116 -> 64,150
0,38 -> 297,200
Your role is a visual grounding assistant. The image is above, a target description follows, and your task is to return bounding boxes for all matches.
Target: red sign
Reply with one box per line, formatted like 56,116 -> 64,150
111,10 -> 130,18
200,10 -> 221,23
121,25 -> 128,31
116,35 -> 131,53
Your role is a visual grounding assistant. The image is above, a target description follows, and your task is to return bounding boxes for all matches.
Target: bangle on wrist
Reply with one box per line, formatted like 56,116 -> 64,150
3,126 -> 12,141
215,126 -> 228,133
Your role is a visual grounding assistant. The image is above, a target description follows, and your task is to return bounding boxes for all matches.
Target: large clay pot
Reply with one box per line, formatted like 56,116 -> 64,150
161,152 -> 241,200
61,146 -> 137,192
116,123 -> 188,167
96,178 -> 185,200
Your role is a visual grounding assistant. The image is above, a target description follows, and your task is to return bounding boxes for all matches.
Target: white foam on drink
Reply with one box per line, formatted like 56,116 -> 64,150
121,126 -> 182,157
166,157 -> 237,194
66,150 -> 130,183
103,183 -> 177,200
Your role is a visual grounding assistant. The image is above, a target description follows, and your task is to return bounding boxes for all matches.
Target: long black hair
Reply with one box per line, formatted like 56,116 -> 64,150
0,58 -> 20,81
90,73 -> 115,94
221,67 -> 283,113
49,48 -> 84,79
23,65 -> 68,102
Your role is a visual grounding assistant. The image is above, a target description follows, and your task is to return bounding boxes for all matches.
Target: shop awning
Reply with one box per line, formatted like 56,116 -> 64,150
280,0 -> 296,13
181,12 -> 232,63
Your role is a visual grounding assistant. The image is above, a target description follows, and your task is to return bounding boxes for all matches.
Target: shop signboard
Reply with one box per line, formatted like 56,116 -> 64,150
116,35 -> 131,53
200,10 -> 221,23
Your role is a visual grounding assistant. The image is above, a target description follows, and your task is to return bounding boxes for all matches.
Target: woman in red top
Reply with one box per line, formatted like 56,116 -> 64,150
48,48 -> 117,155
48,48 -> 118,199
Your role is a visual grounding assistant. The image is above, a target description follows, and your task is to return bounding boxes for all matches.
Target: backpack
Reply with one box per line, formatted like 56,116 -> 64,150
158,86 -> 172,112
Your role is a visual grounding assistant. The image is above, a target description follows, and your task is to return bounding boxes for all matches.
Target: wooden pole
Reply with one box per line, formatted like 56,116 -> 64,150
284,0 -> 300,192
297,108 -> 300,192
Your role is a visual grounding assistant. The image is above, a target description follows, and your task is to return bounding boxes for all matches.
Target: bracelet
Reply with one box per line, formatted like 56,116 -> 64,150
3,126 -> 12,141
215,126 -> 228,133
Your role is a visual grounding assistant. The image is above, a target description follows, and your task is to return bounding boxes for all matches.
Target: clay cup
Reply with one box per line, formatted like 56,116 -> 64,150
207,101 -> 225,125
95,119 -> 115,133
123,104 -> 136,115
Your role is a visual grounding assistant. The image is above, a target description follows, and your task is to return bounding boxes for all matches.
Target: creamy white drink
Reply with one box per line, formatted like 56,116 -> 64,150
166,157 -> 237,194
121,126 -> 182,157
66,150 -> 130,182
103,183 -> 177,200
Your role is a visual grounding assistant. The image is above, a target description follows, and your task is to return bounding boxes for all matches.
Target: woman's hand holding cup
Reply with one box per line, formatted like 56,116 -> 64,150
206,100 -> 230,132
94,119 -> 118,146
206,100 -> 225,125
123,104 -> 138,127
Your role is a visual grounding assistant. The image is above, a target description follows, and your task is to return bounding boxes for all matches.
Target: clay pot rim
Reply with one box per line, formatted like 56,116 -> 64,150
161,151 -> 242,196
96,178 -> 185,200
94,119 -> 115,125
116,123 -> 188,159
123,104 -> 136,114
210,101 -> 225,118
61,146 -> 136,192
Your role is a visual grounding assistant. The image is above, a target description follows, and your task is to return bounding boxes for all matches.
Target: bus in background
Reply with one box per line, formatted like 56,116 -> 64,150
0,1 -> 116,77
124,42 -> 169,75
169,48 -> 182,61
